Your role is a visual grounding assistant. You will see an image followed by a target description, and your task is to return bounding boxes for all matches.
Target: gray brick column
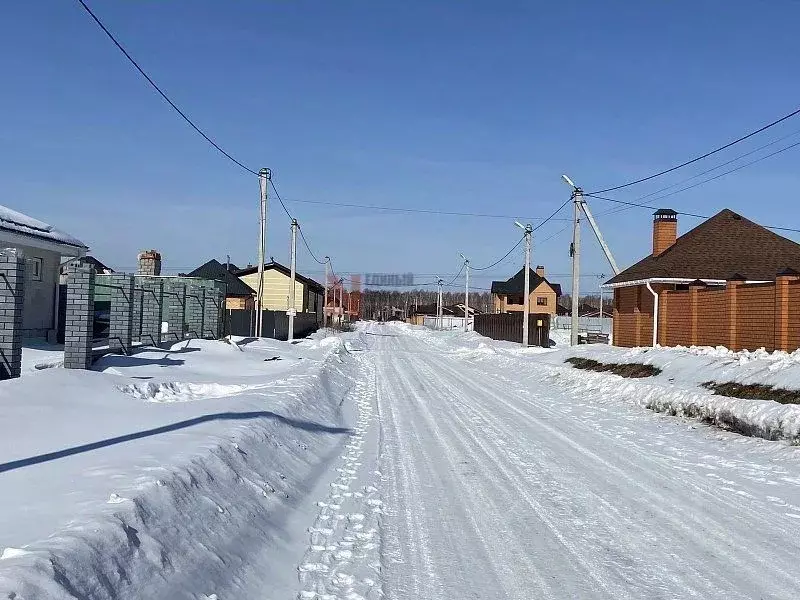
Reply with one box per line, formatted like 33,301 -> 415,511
0,248 -> 24,379
203,288 -> 222,338
132,285 -> 143,344
164,280 -> 186,342
185,285 -> 203,338
140,278 -> 164,346
64,261 -> 96,369
108,274 -> 134,355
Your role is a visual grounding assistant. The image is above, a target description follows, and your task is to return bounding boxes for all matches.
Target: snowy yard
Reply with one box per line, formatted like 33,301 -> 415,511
2,324 -> 800,598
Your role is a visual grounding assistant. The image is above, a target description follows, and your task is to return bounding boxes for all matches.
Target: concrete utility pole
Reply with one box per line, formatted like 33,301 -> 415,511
516,221 -> 533,347
256,168 -> 270,337
459,253 -> 470,332
288,219 -> 298,341
323,257 -> 330,329
437,278 -> 444,330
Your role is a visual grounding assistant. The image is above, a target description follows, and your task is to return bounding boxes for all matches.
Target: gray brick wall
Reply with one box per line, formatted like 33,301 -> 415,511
139,278 -> 164,346
64,261 -> 96,369
164,280 -> 186,342
0,248 -> 24,379
185,285 -> 204,339
203,287 -> 223,338
108,274 -> 134,355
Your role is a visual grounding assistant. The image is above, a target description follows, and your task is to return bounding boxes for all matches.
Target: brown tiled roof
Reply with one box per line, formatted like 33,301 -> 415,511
607,209 -> 800,285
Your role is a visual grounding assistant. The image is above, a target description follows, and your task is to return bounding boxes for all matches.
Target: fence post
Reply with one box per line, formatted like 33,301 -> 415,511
108,274 -> 135,355
775,269 -> 799,352
165,280 -> 186,341
688,280 -> 704,346
0,248 -> 24,379
726,274 -> 745,351
64,260 -> 96,369
139,278 -> 164,346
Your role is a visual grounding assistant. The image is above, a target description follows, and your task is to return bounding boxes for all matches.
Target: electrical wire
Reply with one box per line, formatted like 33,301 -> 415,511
470,236 -> 525,271
444,262 -> 466,286
533,196 -> 573,231
297,226 -> 328,265
590,104 -> 800,194
268,178 -> 294,220
584,193 -> 800,234
75,0 -> 258,176
282,198 -> 572,222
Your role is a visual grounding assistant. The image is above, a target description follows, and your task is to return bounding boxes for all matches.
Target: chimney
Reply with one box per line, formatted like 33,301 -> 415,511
137,250 -> 162,276
535,265 -> 545,278
652,209 -> 678,256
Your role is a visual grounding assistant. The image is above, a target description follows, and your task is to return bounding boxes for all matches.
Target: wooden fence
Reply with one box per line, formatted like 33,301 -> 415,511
474,312 -> 551,347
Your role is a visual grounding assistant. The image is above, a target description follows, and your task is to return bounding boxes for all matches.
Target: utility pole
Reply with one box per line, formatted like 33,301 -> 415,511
437,278 -> 443,330
459,253 -> 470,332
515,221 -> 533,347
570,188 -> 581,346
323,257 -> 330,329
288,219 -> 298,341
256,168 -> 269,337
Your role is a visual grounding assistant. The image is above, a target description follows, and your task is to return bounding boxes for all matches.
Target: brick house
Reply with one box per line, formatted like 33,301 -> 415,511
491,266 -> 562,315
606,208 -> 800,351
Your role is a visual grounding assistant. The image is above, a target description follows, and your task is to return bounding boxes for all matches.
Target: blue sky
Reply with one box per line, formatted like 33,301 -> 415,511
3,1 -> 800,294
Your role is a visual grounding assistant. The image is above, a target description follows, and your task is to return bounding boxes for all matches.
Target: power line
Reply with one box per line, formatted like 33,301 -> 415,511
75,0 -> 258,176
470,236 -> 525,271
584,193 -> 800,234
444,262 -> 466,285
297,226 -> 327,265
283,197 -> 572,222
533,196 -> 573,231
590,104 -> 800,194
268,178 -> 294,220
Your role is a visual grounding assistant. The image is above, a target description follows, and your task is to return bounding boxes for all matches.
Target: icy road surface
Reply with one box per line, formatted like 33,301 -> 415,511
298,323 -> 800,599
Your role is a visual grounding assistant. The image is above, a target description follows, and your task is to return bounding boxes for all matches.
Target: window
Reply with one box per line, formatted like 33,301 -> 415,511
27,257 -> 43,281
536,296 -> 548,306
509,295 -> 524,305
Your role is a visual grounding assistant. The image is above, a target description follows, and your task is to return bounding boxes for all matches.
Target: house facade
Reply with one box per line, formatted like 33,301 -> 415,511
237,261 -> 324,321
185,259 -> 255,310
491,266 -> 562,315
0,205 -> 87,339
606,209 -> 800,351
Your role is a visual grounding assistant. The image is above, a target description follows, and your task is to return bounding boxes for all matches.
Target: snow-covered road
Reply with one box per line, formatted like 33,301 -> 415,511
299,323 -> 800,599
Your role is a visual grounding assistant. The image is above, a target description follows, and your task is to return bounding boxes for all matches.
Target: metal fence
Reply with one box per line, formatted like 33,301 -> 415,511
422,316 -> 473,331
552,315 -> 612,334
227,309 -> 319,341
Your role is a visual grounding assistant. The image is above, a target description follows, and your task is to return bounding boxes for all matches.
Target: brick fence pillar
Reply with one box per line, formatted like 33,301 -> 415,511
775,268 -> 800,352
140,278 -> 164,346
0,248 -> 25,379
108,274 -> 135,355
185,285 -> 203,338
688,280 -> 705,346
726,274 -> 746,351
165,280 -> 186,342
203,287 -> 222,338
64,261 -> 96,369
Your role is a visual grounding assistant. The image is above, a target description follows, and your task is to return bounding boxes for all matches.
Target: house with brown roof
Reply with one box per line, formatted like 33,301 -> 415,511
491,265 -> 562,315
605,208 -> 800,351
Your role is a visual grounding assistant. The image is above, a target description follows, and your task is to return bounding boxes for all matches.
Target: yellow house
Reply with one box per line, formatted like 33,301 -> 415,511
490,265 -> 562,316
236,261 -> 324,318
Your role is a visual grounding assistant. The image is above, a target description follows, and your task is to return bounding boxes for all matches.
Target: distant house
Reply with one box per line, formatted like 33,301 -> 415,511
491,265 -> 562,315
236,260 -> 324,320
185,259 -> 255,310
59,255 -> 113,284
605,209 -> 800,350
0,205 -> 87,339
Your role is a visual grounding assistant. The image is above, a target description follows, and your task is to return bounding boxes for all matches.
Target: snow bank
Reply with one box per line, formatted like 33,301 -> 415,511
0,335 -> 363,599
404,323 -> 800,442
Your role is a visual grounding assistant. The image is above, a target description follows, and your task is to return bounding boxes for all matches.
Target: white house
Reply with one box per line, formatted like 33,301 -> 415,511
0,205 -> 87,339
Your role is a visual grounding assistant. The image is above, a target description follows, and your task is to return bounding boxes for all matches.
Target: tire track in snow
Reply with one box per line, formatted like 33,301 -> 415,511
295,354 -> 382,600
423,343 -> 800,597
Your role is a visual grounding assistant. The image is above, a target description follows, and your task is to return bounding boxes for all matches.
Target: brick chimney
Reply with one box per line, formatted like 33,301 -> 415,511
652,209 -> 678,256
535,265 -> 545,278
137,250 -> 162,276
